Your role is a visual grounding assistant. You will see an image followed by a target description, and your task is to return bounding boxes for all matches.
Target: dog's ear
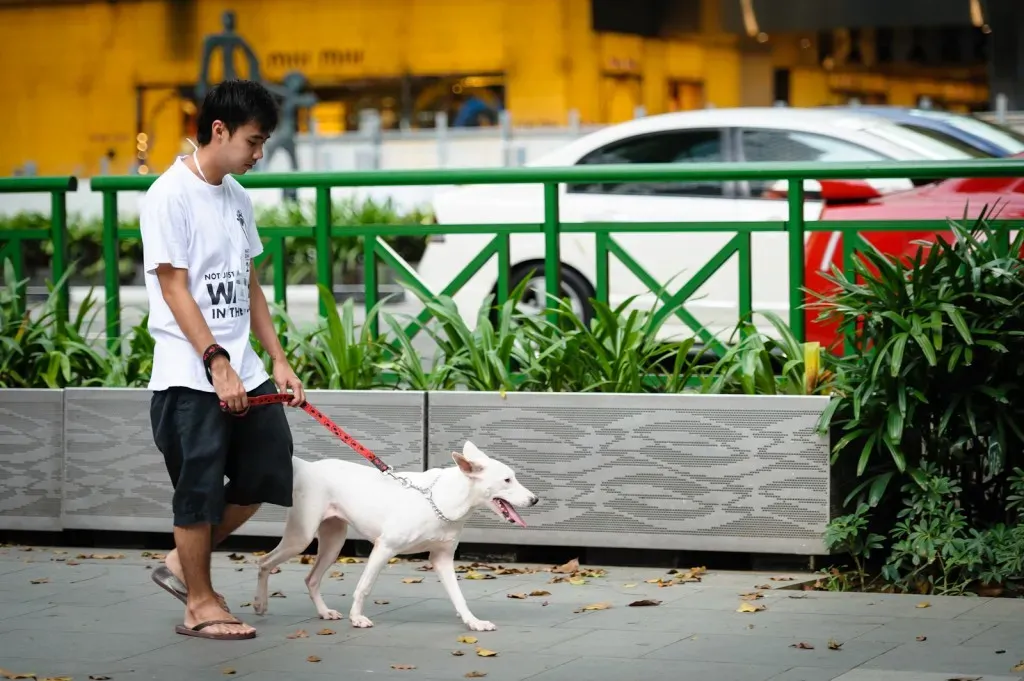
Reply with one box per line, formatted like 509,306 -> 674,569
452,451 -> 483,475
463,441 -> 487,460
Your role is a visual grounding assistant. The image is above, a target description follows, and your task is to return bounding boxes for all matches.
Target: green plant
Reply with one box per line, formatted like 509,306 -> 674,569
699,310 -> 834,396
0,262 -> 111,388
815,210 -> 1024,526
823,503 -> 884,590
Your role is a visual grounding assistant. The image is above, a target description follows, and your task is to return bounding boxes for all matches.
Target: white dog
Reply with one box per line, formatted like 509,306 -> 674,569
253,441 -> 538,631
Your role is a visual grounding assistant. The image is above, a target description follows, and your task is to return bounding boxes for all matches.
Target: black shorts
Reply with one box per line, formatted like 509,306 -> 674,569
150,378 -> 294,527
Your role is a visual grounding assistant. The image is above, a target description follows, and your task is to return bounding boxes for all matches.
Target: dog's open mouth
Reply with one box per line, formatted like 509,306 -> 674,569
491,498 -> 527,527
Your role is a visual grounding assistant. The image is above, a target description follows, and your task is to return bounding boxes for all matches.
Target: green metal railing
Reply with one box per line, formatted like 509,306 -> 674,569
0,176 -> 77,325
8,160 -> 1024,354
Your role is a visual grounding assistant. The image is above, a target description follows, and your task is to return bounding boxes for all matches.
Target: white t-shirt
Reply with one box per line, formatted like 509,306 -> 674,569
140,156 -> 270,393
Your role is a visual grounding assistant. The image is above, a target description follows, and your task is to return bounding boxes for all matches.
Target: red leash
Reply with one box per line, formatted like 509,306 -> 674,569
219,393 -> 390,473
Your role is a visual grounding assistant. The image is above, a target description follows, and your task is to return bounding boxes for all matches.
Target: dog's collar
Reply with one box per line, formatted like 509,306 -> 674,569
383,468 -> 454,523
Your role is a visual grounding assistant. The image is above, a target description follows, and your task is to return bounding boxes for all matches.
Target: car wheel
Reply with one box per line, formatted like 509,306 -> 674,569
496,262 -> 595,325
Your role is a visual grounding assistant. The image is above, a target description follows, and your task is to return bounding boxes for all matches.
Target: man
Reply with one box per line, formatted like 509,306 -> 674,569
140,79 -> 305,641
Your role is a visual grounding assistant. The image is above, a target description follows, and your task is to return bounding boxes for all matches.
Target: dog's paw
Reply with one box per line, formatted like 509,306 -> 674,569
319,609 -> 344,621
253,598 -> 268,616
466,619 -> 497,632
349,614 -> 374,628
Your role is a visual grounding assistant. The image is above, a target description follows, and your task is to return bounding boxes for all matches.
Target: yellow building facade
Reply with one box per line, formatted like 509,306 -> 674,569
0,0 -> 990,177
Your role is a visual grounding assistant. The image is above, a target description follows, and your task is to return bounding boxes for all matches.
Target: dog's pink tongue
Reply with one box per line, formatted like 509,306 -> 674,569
499,500 -> 527,527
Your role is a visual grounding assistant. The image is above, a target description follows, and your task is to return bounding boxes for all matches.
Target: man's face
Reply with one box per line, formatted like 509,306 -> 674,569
212,120 -> 269,175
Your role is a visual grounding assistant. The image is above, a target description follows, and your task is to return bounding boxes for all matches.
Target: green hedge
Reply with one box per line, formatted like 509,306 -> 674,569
0,195 -> 433,286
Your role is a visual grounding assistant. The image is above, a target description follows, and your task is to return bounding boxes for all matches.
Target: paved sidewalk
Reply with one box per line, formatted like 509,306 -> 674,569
1,545 -> 1023,681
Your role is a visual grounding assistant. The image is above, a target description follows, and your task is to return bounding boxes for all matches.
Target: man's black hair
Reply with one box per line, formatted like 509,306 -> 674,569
196,79 -> 280,146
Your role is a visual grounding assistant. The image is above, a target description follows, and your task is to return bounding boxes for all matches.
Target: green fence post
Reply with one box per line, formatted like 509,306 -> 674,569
543,183 -> 561,326
273,236 -> 287,309
50,190 -> 69,333
102,191 -> 121,351
787,178 -> 806,343
315,186 -> 333,318
363,232 -> 379,338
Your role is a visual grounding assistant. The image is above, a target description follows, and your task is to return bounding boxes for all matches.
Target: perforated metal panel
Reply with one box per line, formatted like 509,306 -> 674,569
427,392 -> 831,554
0,390 -> 63,530
61,388 -> 426,537
63,388 -> 171,532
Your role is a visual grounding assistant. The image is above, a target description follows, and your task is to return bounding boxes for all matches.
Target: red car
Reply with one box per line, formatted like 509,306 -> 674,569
804,174 -> 1024,350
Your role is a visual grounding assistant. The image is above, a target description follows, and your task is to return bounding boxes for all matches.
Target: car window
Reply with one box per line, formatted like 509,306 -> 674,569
738,129 -> 887,197
897,123 -> 997,158
568,129 -> 726,197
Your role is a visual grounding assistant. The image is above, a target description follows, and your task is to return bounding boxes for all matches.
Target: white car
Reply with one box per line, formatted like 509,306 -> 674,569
415,107 -> 983,342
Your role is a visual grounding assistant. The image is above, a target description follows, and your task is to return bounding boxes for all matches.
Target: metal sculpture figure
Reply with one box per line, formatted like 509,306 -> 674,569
195,10 -> 262,101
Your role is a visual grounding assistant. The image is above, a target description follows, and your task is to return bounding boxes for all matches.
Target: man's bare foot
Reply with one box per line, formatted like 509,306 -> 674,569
182,597 -> 255,640
166,549 -> 229,611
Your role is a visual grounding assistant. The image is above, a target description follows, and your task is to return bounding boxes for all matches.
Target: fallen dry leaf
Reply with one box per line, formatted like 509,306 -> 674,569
228,553 -> 246,561
330,571 -> 343,579
574,602 -> 612,613
402,577 -> 423,584
916,601 -> 931,609
737,602 -> 765,613
65,561 -> 80,566
40,677 -> 73,681
286,629 -> 309,639
337,556 -> 363,564
300,555 -> 314,565
391,664 -> 416,670
30,577 -> 49,585
628,599 -> 662,607
89,676 -> 112,680
457,636 -> 479,644
222,669 -> 237,675
1013,661 -> 1024,673
239,601 -> 252,608
567,577 -> 588,586
828,639 -> 842,650
791,642 -> 814,650
623,583 -> 637,588
374,599 -> 390,605
755,583 -> 772,590
307,655 -> 321,663
465,571 -> 496,581
317,628 -> 335,636
452,650 -> 465,656
552,558 -> 580,574
507,593 -> 528,599
270,591 -> 286,598
465,672 -> 488,678
0,672 -> 37,680
476,647 -> 498,657
949,677 -> 981,681
417,564 -> 434,572
739,592 -> 764,600
770,576 -> 794,582
252,550 -> 267,556
529,590 -> 551,597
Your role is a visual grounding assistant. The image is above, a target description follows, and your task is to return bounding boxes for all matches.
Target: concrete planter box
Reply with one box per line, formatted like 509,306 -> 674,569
59,388 -> 426,538
427,391 -> 832,555
0,388 -> 831,555
0,389 -> 64,531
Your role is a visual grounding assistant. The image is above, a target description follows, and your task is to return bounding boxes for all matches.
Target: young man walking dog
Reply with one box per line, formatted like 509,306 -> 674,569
140,79 -> 305,641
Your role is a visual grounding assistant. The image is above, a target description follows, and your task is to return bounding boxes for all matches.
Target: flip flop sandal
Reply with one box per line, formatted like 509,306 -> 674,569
151,565 -> 231,612
175,619 -> 256,641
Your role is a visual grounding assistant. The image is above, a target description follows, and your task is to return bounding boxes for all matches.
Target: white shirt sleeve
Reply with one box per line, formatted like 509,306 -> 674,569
242,194 -> 265,261
141,191 -> 190,274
